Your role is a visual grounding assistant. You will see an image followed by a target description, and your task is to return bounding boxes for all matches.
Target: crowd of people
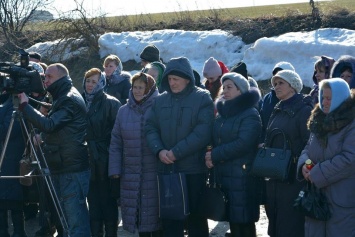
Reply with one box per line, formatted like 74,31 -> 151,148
0,45 -> 354,237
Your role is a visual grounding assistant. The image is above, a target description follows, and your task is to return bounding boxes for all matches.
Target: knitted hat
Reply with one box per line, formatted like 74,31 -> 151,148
230,62 -> 248,79
140,44 -> 160,63
203,57 -> 222,78
221,72 -> 250,94
271,70 -> 303,93
272,61 -> 295,75
319,78 -> 350,113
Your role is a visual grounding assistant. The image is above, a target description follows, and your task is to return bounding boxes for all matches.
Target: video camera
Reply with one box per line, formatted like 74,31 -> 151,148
0,49 -> 45,94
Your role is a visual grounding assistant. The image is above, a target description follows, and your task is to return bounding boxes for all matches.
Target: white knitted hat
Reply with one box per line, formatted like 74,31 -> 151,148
271,70 -> 303,93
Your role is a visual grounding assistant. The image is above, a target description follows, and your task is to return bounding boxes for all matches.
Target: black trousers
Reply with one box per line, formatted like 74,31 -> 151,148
229,222 -> 256,237
161,173 -> 209,237
87,179 -> 118,236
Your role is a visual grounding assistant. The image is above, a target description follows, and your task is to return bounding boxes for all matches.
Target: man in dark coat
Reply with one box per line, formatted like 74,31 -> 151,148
145,57 -> 214,237
17,63 -> 91,237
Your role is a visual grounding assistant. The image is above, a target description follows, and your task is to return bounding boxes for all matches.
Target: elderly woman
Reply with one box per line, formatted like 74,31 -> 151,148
205,72 -> 262,237
297,78 -> 355,237
264,70 -> 313,237
109,72 -> 162,237
82,68 -> 121,237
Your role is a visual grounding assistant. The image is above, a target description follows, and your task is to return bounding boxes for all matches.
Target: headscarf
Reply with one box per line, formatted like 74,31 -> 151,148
83,72 -> 106,111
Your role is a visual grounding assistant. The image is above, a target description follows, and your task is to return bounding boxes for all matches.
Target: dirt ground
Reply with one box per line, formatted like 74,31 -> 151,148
12,206 -> 268,237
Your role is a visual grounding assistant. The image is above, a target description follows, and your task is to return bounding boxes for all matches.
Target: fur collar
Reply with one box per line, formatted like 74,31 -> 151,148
216,88 -> 260,118
308,90 -> 355,147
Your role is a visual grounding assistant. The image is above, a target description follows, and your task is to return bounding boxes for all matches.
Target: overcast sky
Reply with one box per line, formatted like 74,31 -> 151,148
50,0 -> 328,17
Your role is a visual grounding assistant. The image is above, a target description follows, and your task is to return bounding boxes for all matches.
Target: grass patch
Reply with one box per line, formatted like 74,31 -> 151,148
105,0 -> 354,26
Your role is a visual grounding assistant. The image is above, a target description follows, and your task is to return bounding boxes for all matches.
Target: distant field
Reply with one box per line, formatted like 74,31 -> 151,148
26,0 -> 353,33
106,0 -> 353,25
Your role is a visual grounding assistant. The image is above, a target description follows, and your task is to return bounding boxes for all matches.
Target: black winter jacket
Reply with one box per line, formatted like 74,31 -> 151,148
264,93 -> 313,237
22,76 -> 90,174
212,88 -> 262,223
104,71 -> 131,105
83,90 -> 121,180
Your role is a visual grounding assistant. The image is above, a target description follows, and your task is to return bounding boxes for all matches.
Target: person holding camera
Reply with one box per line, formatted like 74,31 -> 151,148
17,63 -> 91,237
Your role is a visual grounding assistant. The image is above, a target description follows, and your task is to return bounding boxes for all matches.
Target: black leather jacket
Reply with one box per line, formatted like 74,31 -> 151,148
22,76 -> 90,174
83,90 -> 121,180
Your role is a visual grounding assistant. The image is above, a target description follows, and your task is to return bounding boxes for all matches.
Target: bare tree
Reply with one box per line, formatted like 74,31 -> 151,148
309,0 -> 320,20
0,0 -> 53,57
48,0 -> 108,60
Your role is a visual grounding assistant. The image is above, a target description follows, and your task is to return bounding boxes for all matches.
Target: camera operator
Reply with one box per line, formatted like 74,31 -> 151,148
17,63 -> 91,237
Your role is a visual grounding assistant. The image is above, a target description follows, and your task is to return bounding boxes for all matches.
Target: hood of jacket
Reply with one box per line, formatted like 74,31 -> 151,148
312,55 -> 335,85
330,55 -> 355,89
161,57 -> 195,93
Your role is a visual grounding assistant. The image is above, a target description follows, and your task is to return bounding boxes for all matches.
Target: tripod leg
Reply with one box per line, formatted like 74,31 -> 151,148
0,112 -> 15,171
17,114 -> 71,235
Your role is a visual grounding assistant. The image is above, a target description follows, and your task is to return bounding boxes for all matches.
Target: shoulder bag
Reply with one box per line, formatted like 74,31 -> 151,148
251,128 -> 293,181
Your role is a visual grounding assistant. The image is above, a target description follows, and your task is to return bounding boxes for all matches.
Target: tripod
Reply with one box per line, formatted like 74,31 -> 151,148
0,95 -> 70,236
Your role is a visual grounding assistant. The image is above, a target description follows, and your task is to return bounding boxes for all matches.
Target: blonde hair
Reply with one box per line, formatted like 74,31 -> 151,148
103,54 -> 121,67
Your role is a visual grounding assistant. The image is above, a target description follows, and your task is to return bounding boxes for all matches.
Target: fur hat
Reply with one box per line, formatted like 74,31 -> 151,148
272,61 -> 295,75
271,70 -> 303,93
319,78 -> 350,113
221,72 -> 250,94
230,62 -> 248,79
203,57 -> 222,78
140,44 -> 160,63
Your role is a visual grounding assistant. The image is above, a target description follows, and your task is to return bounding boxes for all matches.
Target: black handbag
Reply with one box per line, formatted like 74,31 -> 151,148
294,181 -> 331,221
157,168 -> 189,220
197,169 -> 227,221
251,128 -> 293,181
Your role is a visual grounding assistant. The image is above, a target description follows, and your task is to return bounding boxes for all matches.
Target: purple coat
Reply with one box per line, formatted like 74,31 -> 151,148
109,88 -> 160,233
297,94 -> 355,237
